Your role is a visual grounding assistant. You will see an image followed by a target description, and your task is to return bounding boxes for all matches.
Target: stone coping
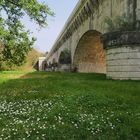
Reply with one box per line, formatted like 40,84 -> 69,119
102,31 -> 140,48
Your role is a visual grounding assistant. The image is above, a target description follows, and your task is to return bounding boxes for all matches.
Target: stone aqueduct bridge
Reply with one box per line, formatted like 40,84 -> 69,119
46,0 -> 140,75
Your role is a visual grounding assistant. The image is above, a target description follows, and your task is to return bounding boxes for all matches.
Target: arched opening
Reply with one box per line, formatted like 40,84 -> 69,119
73,30 -> 106,73
42,60 -> 47,71
58,49 -> 71,65
58,49 -> 71,71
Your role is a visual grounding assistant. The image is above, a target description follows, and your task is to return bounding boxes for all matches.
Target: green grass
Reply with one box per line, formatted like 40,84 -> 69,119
0,71 -> 139,140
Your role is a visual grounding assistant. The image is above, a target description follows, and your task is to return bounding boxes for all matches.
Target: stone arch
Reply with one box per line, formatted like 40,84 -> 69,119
73,30 -> 106,73
58,49 -> 71,65
42,60 -> 47,71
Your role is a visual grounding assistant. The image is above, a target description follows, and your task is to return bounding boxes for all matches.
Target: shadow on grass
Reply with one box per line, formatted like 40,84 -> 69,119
0,71 -> 51,100
0,71 -> 140,101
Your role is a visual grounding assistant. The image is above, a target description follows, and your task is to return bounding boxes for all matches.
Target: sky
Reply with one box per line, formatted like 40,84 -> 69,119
23,0 -> 78,53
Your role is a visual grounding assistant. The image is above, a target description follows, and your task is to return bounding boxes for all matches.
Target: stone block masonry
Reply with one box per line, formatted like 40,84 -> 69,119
107,46 -> 140,80
103,31 -> 140,80
46,0 -> 140,80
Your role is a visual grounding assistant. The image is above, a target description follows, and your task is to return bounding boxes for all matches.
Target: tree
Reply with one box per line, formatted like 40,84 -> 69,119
0,0 -> 54,66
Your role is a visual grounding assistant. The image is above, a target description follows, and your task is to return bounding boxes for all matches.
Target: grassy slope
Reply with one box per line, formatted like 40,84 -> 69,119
17,48 -> 44,71
0,48 -> 44,71
0,71 -> 139,140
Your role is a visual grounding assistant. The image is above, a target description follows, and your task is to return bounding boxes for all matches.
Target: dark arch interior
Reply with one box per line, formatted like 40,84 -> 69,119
59,50 -> 71,64
73,30 -> 106,73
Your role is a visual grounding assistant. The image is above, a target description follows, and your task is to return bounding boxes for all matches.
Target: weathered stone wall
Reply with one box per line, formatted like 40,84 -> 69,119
47,39 -> 71,64
137,0 -> 140,20
58,64 -> 71,72
73,30 -> 106,73
46,0 -> 140,74
106,46 -> 140,80
103,31 -> 140,80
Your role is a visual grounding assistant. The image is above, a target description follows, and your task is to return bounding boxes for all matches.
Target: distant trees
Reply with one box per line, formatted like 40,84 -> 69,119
0,0 -> 54,69
0,47 -> 45,71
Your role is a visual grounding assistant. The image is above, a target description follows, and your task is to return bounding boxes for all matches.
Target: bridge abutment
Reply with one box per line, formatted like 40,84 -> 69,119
103,31 -> 140,80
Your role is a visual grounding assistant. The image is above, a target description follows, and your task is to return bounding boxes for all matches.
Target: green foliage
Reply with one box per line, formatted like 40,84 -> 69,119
0,60 -> 16,70
17,48 -> 45,71
59,49 -> 71,64
0,47 -> 44,71
0,72 -> 139,139
104,14 -> 140,32
0,0 -> 54,66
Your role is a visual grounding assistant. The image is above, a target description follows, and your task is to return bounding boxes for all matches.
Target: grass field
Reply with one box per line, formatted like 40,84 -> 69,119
0,71 -> 139,140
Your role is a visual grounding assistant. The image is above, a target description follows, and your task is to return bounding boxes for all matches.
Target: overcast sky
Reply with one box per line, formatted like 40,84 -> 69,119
23,0 -> 78,53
